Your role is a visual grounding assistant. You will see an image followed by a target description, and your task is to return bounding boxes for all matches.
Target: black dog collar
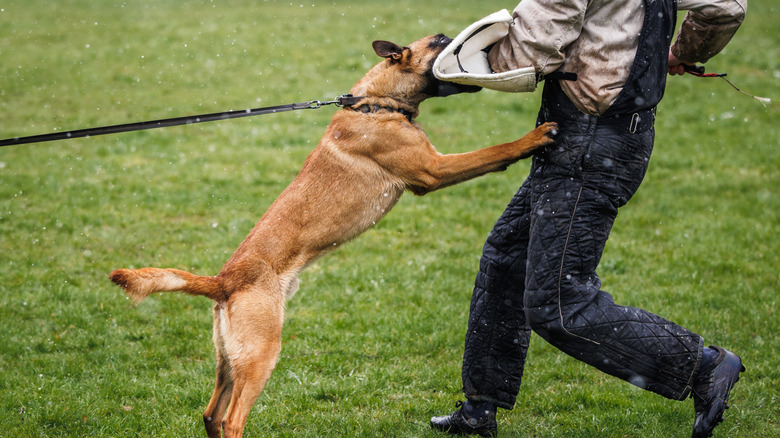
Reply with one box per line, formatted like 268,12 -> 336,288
351,104 -> 414,123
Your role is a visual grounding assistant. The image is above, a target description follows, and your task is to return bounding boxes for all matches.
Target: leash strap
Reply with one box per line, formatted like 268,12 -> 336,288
0,94 -> 364,147
683,64 -> 771,106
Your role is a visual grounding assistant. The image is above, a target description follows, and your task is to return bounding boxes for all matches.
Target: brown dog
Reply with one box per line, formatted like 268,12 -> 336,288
110,34 -> 556,438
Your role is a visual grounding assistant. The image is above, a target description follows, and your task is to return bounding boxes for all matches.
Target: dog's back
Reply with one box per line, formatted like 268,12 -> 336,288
109,108 -> 412,307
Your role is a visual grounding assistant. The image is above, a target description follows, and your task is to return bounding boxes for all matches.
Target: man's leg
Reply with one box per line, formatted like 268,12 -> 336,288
462,181 -> 535,408
522,165 -> 744,436
431,178 -> 536,436
523,127 -> 704,400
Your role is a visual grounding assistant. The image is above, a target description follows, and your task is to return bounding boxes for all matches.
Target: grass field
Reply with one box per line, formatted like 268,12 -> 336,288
1,0 -> 778,437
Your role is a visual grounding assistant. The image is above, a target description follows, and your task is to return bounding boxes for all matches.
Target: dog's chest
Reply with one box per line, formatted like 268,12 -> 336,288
361,184 -> 404,227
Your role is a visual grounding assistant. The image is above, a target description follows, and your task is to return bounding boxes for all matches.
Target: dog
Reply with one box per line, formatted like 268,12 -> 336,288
109,34 -> 557,438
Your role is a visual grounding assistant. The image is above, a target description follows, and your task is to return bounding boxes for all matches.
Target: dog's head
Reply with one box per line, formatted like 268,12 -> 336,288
355,34 -> 481,105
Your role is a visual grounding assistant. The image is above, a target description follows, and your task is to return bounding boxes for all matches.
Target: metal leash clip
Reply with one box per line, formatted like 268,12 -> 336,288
292,101 -> 325,110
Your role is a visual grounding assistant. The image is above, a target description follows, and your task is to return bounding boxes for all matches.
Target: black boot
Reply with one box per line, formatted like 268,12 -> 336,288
691,346 -> 745,438
430,400 -> 497,437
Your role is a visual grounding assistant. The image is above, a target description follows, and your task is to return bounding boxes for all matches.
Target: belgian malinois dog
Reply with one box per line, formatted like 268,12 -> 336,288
110,34 -> 557,437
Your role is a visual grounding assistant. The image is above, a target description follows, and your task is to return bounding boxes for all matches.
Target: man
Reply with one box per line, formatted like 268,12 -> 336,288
430,0 -> 747,437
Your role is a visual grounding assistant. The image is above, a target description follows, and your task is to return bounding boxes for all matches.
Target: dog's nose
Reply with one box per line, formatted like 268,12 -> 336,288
434,34 -> 453,47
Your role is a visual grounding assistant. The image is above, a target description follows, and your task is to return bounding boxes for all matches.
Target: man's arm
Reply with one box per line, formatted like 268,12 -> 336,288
487,0 -> 586,75
672,0 -> 747,65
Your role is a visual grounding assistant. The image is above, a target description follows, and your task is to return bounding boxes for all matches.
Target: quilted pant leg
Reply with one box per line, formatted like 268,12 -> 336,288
523,126 -> 704,401
461,179 -> 536,409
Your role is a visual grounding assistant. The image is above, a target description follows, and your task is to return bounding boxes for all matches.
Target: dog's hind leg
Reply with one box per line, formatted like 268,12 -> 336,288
220,290 -> 285,438
203,357 -> 233,438
203,304 -> 234,438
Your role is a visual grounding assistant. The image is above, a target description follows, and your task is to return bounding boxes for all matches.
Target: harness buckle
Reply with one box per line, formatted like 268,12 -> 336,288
629,113 -> 640,134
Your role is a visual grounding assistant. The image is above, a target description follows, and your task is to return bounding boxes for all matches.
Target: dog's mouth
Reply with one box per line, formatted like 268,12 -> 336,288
434,81 -> 482,97
426,34 -> 482,97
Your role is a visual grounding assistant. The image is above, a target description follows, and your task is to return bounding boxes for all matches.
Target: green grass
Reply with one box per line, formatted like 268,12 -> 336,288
1,0 -> 778,437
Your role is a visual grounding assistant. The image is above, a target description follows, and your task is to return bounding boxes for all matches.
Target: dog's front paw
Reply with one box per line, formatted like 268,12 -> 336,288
534,122 -> 558,145
515,122 -> 557,158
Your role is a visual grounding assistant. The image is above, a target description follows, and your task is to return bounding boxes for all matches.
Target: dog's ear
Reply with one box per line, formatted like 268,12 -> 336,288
372,40 -> 405,61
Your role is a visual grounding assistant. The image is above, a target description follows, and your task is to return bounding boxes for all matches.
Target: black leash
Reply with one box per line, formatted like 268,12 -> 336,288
0,94 -> 364,148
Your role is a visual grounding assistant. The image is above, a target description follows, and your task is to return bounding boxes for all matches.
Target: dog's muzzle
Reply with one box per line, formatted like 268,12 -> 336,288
433,81 -> 482,97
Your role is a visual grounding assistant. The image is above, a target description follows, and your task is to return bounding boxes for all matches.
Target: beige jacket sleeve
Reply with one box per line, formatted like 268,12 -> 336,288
673,0 -> 747,63
487,0 -> 586,76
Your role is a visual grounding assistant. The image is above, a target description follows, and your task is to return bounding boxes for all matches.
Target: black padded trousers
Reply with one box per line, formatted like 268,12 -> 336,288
461,112 -> 704,409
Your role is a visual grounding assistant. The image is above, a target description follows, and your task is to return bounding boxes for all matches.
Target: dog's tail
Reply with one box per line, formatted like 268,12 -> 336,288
109,268 -> 225,303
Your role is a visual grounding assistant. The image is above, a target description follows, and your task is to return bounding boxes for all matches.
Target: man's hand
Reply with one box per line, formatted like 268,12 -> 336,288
668,49 -> 691,76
